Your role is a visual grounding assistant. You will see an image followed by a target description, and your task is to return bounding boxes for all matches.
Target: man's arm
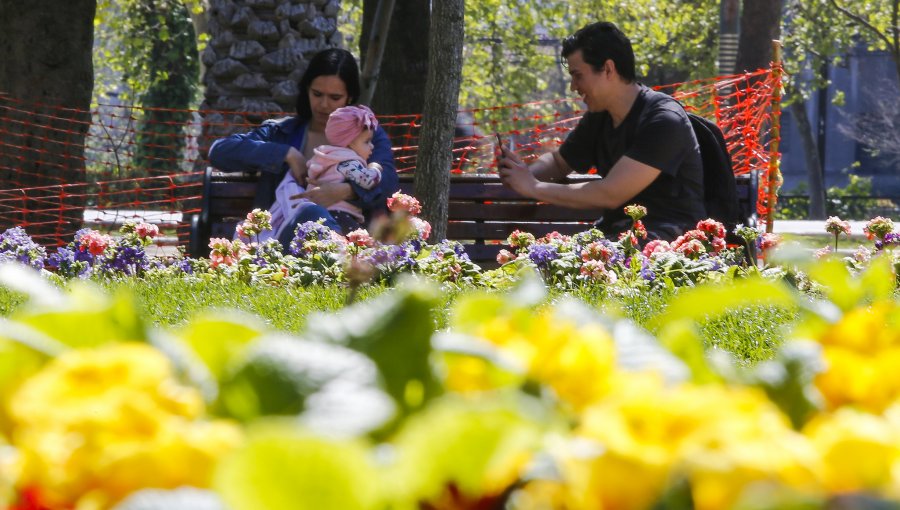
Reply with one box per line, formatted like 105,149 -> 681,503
499,153 -> 661,210
526,150 -> 572,182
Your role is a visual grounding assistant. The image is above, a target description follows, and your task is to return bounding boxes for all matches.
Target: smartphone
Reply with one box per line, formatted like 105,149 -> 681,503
495,132 -> 505,151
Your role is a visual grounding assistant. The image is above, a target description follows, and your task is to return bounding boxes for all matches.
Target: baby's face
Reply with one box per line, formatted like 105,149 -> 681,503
349,129 -> 374,161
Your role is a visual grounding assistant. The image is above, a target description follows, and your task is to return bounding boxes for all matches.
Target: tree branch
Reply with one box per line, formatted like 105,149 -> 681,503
828,0 -> 895,51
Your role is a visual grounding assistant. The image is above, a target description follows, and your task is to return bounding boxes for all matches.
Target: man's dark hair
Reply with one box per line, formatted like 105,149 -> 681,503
296,48 -> 361,119
561,22 -> 636,82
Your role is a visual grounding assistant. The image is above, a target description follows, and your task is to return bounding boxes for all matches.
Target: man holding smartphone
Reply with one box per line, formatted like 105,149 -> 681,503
497,21 -> 706,242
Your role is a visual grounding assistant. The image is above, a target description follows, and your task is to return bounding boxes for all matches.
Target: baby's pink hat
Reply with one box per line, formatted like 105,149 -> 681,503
325,105 -> 379,147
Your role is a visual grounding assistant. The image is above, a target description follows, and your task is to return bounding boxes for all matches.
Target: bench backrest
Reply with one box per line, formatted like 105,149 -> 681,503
190,169 -> 756,264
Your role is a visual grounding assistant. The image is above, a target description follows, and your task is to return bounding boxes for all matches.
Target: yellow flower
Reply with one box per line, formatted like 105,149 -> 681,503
804,408 -> 900,495
818,302 -> 900,352
811,303 -> 900,413
565,376 -> 819,510
682,404 -> 821,510
8,343 -> 243,509
471,312 -> 617,411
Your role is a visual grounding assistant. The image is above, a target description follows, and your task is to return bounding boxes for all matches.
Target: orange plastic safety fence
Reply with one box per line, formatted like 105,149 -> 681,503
0,66 -> 780,248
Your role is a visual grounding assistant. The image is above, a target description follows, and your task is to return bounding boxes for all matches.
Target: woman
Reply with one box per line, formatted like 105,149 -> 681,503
208,48 -> 398,247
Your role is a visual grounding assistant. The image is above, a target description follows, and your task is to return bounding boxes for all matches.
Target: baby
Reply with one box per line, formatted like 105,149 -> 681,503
265,105 -> 382,241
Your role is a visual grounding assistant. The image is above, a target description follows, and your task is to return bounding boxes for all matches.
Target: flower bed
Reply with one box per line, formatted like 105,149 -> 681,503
3,196 -> 900,508
0,236 -> 899,508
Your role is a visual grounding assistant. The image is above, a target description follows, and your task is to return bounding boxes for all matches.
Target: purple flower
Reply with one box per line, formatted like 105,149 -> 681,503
47,247 -> 92,278
0,226 -> 47,270
528,243 -> 559,268
289,222 -> 336,257
640,257 -> 656,281
101,244 -> 148,276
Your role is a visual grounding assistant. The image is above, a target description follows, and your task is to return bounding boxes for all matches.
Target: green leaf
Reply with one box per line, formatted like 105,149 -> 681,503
302,278 -> 442,416
10,283 -> 146,348
752,340 -> 825,429
176,310 -> 265,380
218,335 -> 394,435
386,397 -> 544,506
215,424 -> 379,510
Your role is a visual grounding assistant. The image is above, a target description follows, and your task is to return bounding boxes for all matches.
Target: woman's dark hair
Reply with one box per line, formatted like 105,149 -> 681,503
296,48 -> 361,118
561,22 -> 636,82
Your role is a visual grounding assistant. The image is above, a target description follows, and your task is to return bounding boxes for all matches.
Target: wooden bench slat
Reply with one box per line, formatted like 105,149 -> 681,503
209,181 -> 258,198
447,202 -> 602,221
447,221 -> 593,240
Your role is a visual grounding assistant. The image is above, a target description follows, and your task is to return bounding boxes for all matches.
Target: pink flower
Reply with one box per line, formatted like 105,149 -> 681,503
581,241 -> 613,262
824,216 -> 852,237
496,249 -> 515,265
410,216 -> 431,241
209,252 -> 235,268
814,246 -> 832,259
507,230 -> 536,250
853,245 -> 872,264
864,216 -> 894,241
387,192 -> 422,215
134,222 -> 159,239
80,231 -> 111,256
675,239 -> 706,257
618,231 -> 640,248
696,219 -> 726,240
542,231 -> 568,242
632,220 -> 648,239
711,237 -> 726,254
580,260 -> 617,283
758,232 -> 780,251
346,229 -> 375,247
642,239 -> 671,258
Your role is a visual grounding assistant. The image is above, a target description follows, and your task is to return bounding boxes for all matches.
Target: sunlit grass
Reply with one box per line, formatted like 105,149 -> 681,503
0,278 -> 797,366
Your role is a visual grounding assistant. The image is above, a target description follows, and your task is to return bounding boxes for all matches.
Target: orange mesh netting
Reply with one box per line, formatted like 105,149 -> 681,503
0,65 -> 781,249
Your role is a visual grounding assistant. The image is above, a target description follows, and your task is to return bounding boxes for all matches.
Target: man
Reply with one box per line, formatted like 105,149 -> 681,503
498,21 -> 705,241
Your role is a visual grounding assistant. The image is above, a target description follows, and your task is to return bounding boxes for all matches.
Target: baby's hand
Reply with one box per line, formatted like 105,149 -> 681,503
337,160 -> 381,190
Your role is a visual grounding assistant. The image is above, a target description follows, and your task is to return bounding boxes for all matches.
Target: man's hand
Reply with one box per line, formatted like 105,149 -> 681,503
290,181 -> 354,208
497,147 -> 538,198
285,147 -> 307,185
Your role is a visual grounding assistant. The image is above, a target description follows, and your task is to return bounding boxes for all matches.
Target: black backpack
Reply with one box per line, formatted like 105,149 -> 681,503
687,113 -> 741,227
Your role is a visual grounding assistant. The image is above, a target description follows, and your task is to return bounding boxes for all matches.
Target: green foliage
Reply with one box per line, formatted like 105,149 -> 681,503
215,425 -> 379,510
776,174 -> 897,219
782,0 -> 900,102
338,0 -> 717,120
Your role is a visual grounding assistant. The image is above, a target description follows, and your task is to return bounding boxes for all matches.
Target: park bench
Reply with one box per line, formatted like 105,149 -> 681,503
189,168 -> 757,264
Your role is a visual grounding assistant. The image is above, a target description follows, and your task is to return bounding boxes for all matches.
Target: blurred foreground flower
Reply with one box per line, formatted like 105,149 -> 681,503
9,343 -> 242,509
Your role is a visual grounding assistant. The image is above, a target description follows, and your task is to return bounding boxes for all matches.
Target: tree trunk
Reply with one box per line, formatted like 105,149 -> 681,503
0,0 -> 96,243
734,0 -> 784,73
789,99 -> 827,219
358,0 -> 396,105
361,0 -> 430,115
415,0 -> 463,242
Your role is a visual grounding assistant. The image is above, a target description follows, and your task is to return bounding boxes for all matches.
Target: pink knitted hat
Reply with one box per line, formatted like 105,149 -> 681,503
325,105 -> 379,147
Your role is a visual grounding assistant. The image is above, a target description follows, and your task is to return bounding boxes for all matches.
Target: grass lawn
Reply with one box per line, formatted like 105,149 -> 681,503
0,278 -> 797,366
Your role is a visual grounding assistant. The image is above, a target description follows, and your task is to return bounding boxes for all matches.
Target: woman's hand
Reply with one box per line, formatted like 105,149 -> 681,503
285,147 -> 308,185
290,181 -> 355,208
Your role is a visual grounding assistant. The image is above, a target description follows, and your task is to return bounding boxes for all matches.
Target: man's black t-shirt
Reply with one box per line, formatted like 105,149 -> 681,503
559,85 -> 706,233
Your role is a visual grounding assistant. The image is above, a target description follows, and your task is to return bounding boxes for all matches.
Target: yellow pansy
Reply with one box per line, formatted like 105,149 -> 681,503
804,408 -> 900,495
8,343 -> 242,509
818,302 -> 900,352
471,311 -> 617,411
